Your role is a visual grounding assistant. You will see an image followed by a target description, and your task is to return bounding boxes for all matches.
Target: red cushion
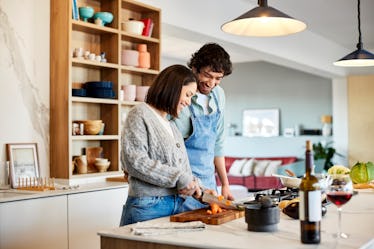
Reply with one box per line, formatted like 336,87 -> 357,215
220,156 -> 298,190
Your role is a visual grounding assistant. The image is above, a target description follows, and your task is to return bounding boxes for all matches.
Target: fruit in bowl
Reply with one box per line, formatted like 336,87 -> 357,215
93,12 -> 113,26
79,7 -> 94,22
327,165 -> 350,175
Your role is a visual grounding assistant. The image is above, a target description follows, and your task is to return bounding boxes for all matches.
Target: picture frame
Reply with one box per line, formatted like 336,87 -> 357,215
6,143 -> 40,188
242,108 -> 280,137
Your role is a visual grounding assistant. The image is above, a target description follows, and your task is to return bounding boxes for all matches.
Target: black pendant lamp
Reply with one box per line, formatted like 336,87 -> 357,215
221,0 -> 306,37
334,0 -> 374,67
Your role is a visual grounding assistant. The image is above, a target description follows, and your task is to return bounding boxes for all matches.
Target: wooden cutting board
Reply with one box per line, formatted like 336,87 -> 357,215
170,208 -> 244,225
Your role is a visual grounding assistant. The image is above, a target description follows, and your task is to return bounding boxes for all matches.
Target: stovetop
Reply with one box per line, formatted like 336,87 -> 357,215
242,188 -> 299,205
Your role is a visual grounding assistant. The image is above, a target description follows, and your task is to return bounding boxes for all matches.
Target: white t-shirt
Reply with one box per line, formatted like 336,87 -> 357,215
147,104 -> 173,137
196,93 -> 209,115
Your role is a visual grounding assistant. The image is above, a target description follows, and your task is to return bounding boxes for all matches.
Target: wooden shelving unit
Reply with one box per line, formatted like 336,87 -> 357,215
50,0 -> 161,183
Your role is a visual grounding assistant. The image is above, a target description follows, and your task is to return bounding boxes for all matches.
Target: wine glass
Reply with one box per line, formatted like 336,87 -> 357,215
326,174 -> 354,239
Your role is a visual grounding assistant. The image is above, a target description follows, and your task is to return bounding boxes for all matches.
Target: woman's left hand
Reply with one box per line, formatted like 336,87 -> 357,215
178,180 -> 200,196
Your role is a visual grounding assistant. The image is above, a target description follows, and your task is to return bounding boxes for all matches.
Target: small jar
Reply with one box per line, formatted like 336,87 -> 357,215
137,44 -> 150,69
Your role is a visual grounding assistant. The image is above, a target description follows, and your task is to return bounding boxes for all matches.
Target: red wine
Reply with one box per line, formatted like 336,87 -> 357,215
299,140 -> 321,244
327,192 -> 352,207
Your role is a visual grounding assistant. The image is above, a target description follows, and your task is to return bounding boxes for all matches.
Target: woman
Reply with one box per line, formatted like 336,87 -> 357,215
120,64 -> 205,226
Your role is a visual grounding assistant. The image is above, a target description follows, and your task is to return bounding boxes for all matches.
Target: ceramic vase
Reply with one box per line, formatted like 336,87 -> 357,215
137,44 -> 150,69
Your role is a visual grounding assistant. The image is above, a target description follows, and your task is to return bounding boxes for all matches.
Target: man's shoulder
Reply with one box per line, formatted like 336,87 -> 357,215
212,86 -> 225,97
212,86 -> 225,104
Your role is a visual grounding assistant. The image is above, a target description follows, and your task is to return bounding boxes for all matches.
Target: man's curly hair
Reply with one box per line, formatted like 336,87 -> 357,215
187,43 -> 232,76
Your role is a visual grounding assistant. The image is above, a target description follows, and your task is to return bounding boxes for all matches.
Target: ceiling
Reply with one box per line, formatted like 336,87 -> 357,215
141,0 -> 374,78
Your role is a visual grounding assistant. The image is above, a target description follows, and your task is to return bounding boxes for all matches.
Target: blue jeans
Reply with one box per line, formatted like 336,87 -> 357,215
180,196 -> 208,212
119,195 -> 185,226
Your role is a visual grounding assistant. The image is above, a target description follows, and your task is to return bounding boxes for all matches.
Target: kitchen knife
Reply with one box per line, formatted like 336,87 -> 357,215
201,192 -> 241,210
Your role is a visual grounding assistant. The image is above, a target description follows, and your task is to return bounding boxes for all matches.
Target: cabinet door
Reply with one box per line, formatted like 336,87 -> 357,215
0,196 -> 68,249
67,187 -> 128,249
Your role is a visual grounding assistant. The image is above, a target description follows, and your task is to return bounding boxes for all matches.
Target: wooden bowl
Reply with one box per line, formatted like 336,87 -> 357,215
83,120 -> 103,135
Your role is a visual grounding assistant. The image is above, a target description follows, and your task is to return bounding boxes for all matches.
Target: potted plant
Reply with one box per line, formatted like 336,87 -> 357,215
313,141 -> 343,171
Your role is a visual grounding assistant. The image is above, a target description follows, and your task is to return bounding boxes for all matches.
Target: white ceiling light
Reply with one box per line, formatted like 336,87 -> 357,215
221,0 -> 306,37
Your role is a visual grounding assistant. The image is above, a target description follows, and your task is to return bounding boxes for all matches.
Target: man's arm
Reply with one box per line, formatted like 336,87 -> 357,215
214,156 -> 234,200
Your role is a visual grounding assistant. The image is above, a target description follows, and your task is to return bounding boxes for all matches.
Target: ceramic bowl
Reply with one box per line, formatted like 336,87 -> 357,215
79,7 -> 94,22
82,120 -> 103,135
122,20 -> 144,35
93,12 -> 113,26
136,86 -> 150,102
121,50 -> 139,67
272,174 -> 302,188
121,85 -> 136,101
95,158 -> 108,164
95,161 -> 110,172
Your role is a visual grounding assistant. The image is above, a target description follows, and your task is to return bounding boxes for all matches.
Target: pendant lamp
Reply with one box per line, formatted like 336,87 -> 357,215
221,0 -> 306,37
334,0 -> 374,67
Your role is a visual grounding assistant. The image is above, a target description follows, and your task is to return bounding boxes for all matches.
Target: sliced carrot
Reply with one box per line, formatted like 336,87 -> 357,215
217,195 -> 224,201
210,203 -> 220,214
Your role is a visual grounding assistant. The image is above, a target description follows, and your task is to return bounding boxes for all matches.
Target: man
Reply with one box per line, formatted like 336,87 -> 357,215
174,43 -> 234,209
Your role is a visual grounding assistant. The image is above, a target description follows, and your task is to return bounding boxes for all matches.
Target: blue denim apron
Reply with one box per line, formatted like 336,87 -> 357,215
181,92 -> 221,211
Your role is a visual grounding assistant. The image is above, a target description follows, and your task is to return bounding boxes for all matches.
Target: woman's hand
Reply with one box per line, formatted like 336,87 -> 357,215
178,180 -> 200,196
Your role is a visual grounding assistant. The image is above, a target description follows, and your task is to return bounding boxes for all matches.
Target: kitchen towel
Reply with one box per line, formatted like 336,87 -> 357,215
131,221 -> 206,236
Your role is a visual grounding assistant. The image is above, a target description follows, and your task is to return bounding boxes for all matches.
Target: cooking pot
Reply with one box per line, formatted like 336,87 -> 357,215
122,20 -> 144,35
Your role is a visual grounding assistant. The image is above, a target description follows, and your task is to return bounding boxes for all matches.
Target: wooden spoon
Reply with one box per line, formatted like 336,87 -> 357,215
285,169 -> 296,177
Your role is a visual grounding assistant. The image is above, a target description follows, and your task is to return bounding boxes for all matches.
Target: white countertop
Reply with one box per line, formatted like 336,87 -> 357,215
0,181 -> 128,203
98,190 -> 374,249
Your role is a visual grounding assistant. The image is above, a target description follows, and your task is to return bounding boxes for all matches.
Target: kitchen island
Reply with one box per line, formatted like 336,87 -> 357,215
98,190 -> 374,249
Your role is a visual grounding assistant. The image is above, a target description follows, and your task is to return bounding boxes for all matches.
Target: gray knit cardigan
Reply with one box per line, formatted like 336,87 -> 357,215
121,103 -> 195,197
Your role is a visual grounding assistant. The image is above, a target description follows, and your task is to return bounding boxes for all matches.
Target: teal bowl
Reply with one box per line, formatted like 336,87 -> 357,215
93,12 -> 113,26
79,7 -> 94,22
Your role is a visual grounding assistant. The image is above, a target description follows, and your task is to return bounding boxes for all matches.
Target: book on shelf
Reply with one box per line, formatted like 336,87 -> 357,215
72,0 -> 79,20
148,22 -> 154,37
141,18 -> 153,37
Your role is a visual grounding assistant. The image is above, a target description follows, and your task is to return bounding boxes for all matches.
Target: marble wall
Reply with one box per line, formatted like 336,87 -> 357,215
0,0 -> 50,177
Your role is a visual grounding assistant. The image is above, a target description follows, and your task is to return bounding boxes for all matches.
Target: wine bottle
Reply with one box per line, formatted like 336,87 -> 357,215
299,140 -> 321,244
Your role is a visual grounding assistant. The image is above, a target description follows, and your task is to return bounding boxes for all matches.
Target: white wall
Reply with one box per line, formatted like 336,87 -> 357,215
222,61 -> 332,134
0,0 -> 50,177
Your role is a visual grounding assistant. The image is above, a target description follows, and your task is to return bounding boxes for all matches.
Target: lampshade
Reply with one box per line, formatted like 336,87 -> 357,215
334,0 -> 374,67
221,0 -> 306,37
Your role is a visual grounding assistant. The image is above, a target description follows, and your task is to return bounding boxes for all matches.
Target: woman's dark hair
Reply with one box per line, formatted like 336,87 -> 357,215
188,43 -> 232,76
146,64 -> 196,117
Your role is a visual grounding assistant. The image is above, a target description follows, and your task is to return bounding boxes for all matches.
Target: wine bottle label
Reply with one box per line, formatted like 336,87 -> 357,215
299,190 -> 322,222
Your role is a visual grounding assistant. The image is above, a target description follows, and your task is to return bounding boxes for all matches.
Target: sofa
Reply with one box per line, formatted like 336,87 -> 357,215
215,156 -> 298,191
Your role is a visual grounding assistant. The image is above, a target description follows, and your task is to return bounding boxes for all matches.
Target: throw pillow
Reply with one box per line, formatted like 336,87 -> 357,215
252,160 -> 271,176
241,158 -> 255,176
264,160 -> 283,176
228,159 -> 247,176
